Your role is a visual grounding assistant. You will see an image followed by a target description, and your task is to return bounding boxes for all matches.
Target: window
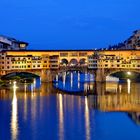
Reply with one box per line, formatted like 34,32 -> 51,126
117,65 -> 120,67
60,53 -> 68,57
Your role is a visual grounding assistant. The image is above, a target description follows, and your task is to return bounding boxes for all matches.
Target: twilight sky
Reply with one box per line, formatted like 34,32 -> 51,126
0,0 -> 140,50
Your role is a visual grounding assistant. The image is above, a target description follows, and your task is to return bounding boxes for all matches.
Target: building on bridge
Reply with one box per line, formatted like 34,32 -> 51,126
1,49 -> 140,82
0,50 -> 93,77
0,35 -> 28,51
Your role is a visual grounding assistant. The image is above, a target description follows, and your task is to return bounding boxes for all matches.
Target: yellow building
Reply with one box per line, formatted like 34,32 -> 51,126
0,50 -> 93,76
90,50 -> 140,69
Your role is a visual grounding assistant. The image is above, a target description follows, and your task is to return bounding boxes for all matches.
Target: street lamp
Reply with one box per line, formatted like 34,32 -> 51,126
127,71 -> 131,75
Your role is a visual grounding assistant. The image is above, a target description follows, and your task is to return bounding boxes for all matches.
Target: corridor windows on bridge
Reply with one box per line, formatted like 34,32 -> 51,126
105,64 -> 108,67
117,65 -> 120,67
60,53 -> 68,57
69,53 -> 78,57
79,52 -> 87,57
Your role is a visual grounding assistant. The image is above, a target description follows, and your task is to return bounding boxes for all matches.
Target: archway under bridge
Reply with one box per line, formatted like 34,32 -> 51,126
107,69 -> 140,82
1,71 -> 39,79
1,69 -> 54,82
95,68 -> 140,82
53,69 -> 95,83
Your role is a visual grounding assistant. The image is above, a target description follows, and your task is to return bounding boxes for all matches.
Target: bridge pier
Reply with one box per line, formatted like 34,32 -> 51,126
95,68 -> 106,82
94,82 -> 106,95
41,69 -> 52,82
40,69 -> 59,82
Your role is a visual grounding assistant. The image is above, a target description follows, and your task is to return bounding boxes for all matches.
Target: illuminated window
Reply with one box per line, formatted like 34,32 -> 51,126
20,44 -> 26,48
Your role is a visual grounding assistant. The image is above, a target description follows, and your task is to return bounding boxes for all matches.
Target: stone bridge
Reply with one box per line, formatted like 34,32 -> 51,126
95,68 -> 140,82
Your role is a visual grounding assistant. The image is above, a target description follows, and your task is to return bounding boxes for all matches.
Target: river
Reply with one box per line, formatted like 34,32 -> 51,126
0,73 -> 140,140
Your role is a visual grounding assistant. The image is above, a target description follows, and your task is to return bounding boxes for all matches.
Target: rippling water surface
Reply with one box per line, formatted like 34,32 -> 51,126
0,75 -> 140,140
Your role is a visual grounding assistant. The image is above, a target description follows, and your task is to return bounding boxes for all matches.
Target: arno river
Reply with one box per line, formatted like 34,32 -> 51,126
0,72 -> 140,140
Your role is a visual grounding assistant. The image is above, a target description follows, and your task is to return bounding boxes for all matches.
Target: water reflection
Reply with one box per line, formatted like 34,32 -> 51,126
127,79 -> 131,94
1,78 -> 140,140
53,71 -> 94,93
58,94 -> 64,140
128,112 -> 140,125
85,97 -> 90,140
11,83 -> 18,140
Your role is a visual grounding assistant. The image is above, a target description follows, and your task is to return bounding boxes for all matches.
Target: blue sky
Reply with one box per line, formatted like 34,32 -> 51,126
1,0 -> 140,50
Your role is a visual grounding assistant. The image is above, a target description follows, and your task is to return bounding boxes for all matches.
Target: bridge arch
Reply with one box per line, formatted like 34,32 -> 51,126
79,58 -> 86,66
105,69 -> 140,77
69,59 -> 78,66
1,71 -> 40,80
0,69 -> 54,82
60,58 -> 68,66
96,68 -> 140,82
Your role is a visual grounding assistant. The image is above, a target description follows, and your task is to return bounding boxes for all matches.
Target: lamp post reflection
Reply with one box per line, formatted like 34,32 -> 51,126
24,83 -> 27,121
78,71 -> 80,89
71,72 -> 73,88
58,94 -> 64,140
63,72 -> 66,88
78,71 -> 80,82
11,82 -> 18,140
127,79 -> 131,94
85,97 -> 90,140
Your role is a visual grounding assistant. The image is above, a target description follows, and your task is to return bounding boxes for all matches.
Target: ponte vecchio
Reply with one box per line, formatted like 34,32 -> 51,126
1,49 -> 140,82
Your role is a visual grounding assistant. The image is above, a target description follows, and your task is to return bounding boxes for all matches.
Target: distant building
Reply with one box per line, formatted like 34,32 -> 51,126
0,35 -> 28,51
108,30 -> 140,50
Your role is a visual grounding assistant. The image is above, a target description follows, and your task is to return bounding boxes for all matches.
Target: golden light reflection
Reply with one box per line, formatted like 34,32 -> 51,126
58,94 -> 64,140
11,84 -> 18,140
106,82 -> 118,93
127,79 -> 131,94
119,84 -> 122,93
31,84 -> 35,98
84,83 -> 87,92
85,97 -> 90,140
24,83 -> 27,121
